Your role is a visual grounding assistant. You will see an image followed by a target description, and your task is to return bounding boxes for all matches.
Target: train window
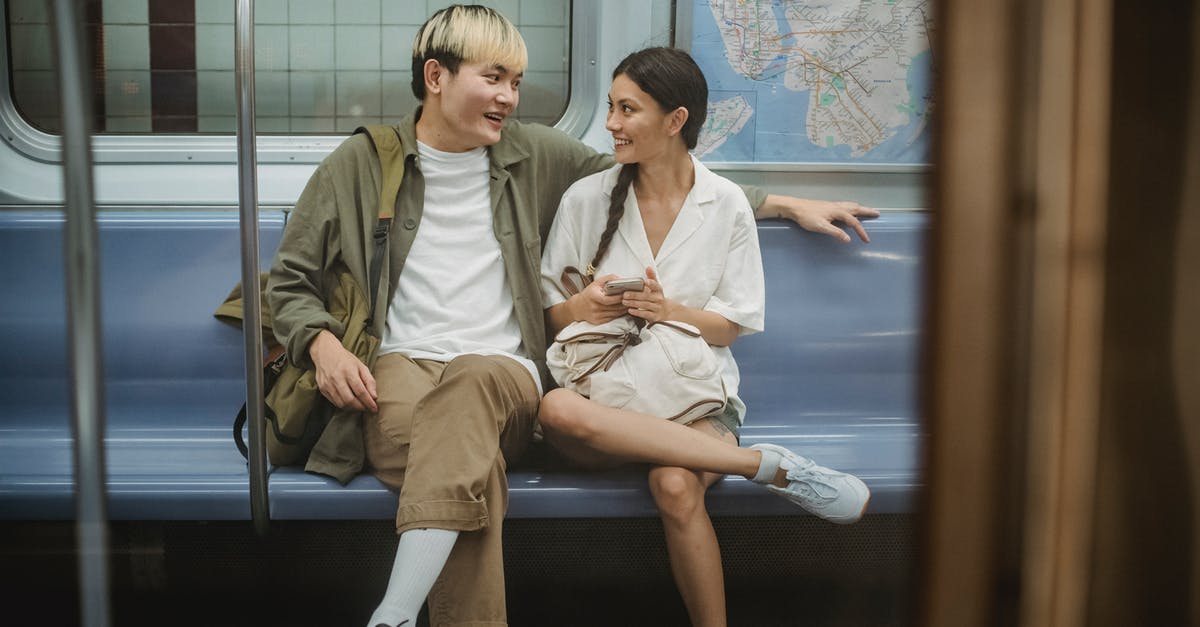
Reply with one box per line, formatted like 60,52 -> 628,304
4,0 -> 570,135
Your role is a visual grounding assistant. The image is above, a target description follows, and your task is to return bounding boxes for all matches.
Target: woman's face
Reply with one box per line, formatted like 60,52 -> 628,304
605,74 -> 681,164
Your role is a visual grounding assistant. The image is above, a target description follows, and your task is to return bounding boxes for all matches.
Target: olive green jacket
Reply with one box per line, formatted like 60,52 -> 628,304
267,111 -> 614,482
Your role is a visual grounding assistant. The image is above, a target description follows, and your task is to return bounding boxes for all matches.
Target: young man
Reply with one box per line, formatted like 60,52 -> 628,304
267,6 -> 877,627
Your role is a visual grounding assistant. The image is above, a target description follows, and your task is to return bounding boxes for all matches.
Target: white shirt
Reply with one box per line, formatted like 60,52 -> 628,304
380,141 -> 540,391
540,157 -> 765,420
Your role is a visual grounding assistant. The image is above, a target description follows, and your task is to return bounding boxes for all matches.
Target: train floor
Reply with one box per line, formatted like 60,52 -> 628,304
3,516 -> 915,626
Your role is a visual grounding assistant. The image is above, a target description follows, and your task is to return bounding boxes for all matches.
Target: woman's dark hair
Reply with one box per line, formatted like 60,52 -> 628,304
588,47 -> 708,276
612,47 -> 708,150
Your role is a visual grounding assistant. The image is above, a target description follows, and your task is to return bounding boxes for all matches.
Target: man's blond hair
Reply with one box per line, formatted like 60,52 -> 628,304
410,5 -> 528,100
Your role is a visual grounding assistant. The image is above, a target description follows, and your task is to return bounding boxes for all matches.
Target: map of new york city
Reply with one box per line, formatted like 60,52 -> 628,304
692,0 -> 933,164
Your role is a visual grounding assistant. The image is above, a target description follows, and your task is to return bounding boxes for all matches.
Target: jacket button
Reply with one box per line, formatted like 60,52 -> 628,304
403,218 -> 416,230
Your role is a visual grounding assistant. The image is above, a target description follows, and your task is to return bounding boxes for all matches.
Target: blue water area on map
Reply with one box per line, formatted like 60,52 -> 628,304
691,2 -> 932,164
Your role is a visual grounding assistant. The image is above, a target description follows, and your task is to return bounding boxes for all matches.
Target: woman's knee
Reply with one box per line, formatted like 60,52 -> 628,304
538,388 -> 595,440
648,467 -> 705,523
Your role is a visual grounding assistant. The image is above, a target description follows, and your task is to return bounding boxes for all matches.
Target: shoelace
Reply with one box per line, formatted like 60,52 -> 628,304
783,459 -> 841,501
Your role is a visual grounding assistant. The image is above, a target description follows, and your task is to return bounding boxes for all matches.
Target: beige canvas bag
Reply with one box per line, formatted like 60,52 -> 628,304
547,316 -> 727,424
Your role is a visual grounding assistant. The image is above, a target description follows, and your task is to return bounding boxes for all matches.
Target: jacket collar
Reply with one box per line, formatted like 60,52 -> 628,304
605,155 -> 717,266
397,107 -> 530,170
600,155 -> 716,202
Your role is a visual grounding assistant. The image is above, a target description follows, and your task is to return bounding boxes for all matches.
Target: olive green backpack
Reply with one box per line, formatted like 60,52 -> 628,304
218,124 -> 406,466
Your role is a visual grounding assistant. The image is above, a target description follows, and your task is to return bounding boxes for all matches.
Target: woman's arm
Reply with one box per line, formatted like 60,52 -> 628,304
546,274 -> 628,336
621,268 -> 741,347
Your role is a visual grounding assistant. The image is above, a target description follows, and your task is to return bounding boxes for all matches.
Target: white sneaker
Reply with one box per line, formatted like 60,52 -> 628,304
749,443 -> 870,524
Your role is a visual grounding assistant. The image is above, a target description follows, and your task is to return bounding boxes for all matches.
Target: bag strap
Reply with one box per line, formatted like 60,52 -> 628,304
354,124 -> 406,328
233,351 -> 294,460
571,333 -> 640,384
648,320 -> 703,337
558,265 -> 595,299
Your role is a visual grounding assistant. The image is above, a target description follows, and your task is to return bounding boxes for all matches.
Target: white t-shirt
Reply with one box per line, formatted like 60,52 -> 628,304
539,157 -> 765,421
379,140 -> 540,392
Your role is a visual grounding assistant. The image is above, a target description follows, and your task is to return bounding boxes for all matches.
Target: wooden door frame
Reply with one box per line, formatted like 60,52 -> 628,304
920,1 -> 1113,625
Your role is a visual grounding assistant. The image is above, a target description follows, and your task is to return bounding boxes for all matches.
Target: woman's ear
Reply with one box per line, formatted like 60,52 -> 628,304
666,106 -> 689,138
423,59 -> 445,96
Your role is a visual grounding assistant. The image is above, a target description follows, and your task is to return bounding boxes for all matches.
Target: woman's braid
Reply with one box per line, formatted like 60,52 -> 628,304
588,163 -> 638,277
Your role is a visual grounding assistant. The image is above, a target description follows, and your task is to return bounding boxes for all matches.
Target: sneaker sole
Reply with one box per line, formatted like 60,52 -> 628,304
828,493 -> 870,525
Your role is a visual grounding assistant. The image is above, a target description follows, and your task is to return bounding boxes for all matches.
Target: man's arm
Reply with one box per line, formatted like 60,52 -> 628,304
531,124 -> 879,243
267,166 -> 344,370
267,163 -> 378,412
756,195 -> 880,243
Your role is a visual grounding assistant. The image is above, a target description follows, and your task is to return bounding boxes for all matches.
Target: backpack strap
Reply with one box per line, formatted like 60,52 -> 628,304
233,351 -> 292,460
353,125 -> 406,328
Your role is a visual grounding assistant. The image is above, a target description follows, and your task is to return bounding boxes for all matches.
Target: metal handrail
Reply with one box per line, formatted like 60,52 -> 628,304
48,0 -> 110,625
235,0 -> 270,536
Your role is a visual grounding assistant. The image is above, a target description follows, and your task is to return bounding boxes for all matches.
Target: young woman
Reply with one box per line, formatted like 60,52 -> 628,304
538,47 -> 871,627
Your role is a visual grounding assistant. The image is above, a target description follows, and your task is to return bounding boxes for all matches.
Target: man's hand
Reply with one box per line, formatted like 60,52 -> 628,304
758,194 -> 880,243
308,329 -> 378,412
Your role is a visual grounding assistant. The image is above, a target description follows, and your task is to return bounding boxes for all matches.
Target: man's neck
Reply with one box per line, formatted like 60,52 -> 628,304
414,106 -> 481,153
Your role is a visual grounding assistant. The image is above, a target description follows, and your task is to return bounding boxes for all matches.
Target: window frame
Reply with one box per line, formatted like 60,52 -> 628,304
0,1 -> 597,165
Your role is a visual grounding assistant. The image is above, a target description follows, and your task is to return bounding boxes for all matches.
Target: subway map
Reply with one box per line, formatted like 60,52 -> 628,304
692,0 -> 934,164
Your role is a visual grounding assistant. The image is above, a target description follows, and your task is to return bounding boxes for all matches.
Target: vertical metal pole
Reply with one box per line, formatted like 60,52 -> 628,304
47,1 -> 110,625
235,0 -> 270,535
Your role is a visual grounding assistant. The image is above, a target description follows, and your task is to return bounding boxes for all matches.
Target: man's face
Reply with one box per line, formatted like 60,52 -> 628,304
435,60 -> 523,151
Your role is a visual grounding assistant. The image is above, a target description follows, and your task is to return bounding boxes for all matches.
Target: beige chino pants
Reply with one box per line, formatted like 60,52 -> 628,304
364,353 -> 539,627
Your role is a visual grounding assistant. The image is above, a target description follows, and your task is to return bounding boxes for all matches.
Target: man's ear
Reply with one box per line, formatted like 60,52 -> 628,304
423,59 -> 445,96
666,106 -> 689,138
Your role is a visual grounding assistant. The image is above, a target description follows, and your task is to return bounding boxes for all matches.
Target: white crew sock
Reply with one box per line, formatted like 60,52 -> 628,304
752,448 -> 784,484
367,528 -> 460,627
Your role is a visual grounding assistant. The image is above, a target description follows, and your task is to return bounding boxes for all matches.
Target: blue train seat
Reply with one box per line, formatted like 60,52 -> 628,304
0,209 -> 924,521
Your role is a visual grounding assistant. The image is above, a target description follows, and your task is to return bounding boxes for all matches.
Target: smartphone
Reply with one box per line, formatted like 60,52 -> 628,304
604,277 -> 645,295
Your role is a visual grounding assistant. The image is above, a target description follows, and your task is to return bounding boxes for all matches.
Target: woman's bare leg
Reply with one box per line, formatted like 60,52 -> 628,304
538,388 -> 760,478
649,418 -> 737,627
541,423 -> 627,470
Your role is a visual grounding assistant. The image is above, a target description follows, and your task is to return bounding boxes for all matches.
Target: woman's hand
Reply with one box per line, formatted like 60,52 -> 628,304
622,267 -> 678,324
758,194 -> 880,243
622,267 -> 740,345
568,273 -> 629,325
